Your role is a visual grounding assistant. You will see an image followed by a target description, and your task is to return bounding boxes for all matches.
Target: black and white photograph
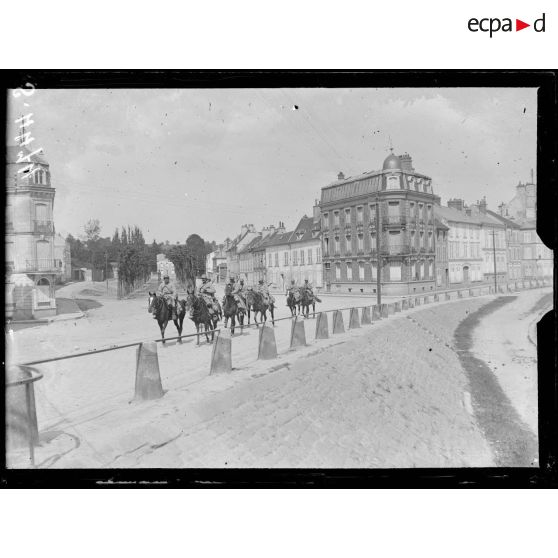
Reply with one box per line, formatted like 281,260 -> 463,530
3,75 -> 555,478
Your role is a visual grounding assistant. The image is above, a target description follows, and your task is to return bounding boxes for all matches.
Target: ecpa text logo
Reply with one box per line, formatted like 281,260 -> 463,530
468,13 -> 546,37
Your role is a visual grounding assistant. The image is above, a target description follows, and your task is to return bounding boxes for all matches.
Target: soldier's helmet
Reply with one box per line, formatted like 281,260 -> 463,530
163,274 -> 170,279
258,279 -> 264,284
201,274 -> 208,281
229,277 -> 235,282
304,279 -> 309,282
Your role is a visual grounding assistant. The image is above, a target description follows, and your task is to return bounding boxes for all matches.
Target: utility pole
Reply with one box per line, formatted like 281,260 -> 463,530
492,229 -> 498,292
105,251 -> 108,293
375,193 -> 382,306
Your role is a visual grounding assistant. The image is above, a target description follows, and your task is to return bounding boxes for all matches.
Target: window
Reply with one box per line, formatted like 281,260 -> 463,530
335,262 -> 341,280
409,202 -> 415,218
317,247 -> 321,263
429,261 -> 434,279
420,231 -> 424,248
390,263 -> 401,281
359,262 -> 365,281
307,249 -> 312,264
323,213 -> 329,228
357,206 -> 363,223
345,235 -> 351,254
292,251 -> 298,265
411,230 -> 416,248
370,233 -> 376,251
387,175 -> 400,190
275,253 -> 279,267
418,203 -> 424,220
357,234 -> 364,252
371,263 -> 377,280
369,203 -> 377,221
344,208 -> 351,225
284,252 -> 289,266
388,201 -> 400,220
323,238 -> 329,256
334,237 -> 340,254
333,211 -> 340,226
300,250 -> 304,265
428,232 -> 433,250
346,262 -> 353,281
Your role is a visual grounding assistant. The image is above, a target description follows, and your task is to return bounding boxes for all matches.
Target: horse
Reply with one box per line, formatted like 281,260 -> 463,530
245,289 -> 275,326
222,284 -> 246,335
286,291 -> 301,317
147,292 -> 185,344
299,289 -> 319,318
184,289 -> 220,344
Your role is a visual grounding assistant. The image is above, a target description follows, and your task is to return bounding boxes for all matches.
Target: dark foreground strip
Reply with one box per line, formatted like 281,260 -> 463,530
454,296 -> 538,467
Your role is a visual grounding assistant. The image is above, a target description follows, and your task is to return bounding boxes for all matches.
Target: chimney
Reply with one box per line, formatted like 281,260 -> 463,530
313,200 -> 321,223
399,153 -> 414,172
337,171 -> 345,180
479,196 -> 487,214
465,207 -> 472,216
447,198 -> 465,212
277,221 -> 286,234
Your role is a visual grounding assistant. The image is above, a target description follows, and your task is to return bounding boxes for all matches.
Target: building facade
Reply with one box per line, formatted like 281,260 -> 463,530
320,152 -> 439,295
435,203 -> 483,286
498,178 -> 553,281
262,225 -> 291,291
6,144 -> 60,319
225,224 -> 258,279
288,213 -> 323,288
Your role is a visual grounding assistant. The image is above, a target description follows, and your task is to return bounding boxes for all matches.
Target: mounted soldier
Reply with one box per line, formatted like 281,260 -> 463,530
232,277 -> 248,312
197,274 -> 221,316
155,274 -> 177,320
256,278 -> 275,305
301,278 -> 321,303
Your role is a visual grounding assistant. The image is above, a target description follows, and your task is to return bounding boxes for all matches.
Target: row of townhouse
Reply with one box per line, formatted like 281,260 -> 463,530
224,212 -> 324,292
221,155 -> 551,296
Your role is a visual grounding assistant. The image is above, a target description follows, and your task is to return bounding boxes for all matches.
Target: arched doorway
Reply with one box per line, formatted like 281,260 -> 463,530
37,277 -> 51,298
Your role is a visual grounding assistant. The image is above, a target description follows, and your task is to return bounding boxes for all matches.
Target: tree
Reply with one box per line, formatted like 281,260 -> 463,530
167,244 -> 196,290
83,219 -> 101,242
186,234 -> 207,275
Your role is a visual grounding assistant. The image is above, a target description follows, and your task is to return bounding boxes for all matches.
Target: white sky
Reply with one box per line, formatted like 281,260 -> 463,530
7,87 -> 537,243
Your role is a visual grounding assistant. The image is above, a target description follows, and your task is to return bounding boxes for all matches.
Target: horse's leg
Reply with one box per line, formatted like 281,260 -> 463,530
271,306 -> 275,326
196,323 -> 200,346
160,319 -> 168,344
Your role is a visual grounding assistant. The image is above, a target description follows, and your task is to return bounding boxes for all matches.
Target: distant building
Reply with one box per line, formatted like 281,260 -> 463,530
262,224 -> 291,291
6,144 -> 60,319
156,254 -> 176,281
54,233 -> 72,282
320,152 -> 439,295
498,178 -> 553,281
486,211 -> 522,281
225,224 -> 258,279
205,244 -> 228,283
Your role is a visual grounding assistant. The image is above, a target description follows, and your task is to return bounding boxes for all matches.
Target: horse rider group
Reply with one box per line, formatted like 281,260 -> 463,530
225,276 -> 275,311
154,274 -> 298,320
286,278 -> 317,303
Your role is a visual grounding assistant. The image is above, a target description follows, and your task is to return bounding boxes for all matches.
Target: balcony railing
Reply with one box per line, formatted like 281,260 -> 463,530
383,244 -> 411,255
386,215 -> 406,226
26,258 -> 61,272
33,220 -> 54,234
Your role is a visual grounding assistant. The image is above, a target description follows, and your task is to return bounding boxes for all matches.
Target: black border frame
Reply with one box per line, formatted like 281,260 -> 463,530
1,70 -> 556,488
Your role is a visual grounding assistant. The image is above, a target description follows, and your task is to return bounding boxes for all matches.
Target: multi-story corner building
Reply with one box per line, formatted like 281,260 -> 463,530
288,210 -> 323,288
434,217 -> 449,288
498,178 -> 553,281
320,151 -> 439,295
6,144 -> 60,319
435,202 -> 483,286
